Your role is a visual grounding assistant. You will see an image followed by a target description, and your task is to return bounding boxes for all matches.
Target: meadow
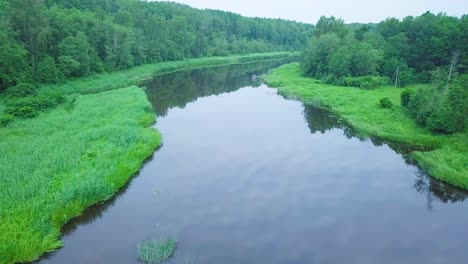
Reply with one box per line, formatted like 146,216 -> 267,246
264,63 -> 468,189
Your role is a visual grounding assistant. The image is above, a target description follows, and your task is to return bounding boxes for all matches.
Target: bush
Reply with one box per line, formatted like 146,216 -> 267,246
344,75 -> 385,89
4,90 -> 64,119
0,114 -> 14,127
5,106 -> 38,118
5,83 -> 37,98
400,88 -> 415,108
407,73 -> 467,133
379,97 -> 393,108
5,93 -> 64,112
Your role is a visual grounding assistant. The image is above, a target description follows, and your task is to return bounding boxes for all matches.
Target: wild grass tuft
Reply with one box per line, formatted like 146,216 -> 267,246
137,239 -> 176,264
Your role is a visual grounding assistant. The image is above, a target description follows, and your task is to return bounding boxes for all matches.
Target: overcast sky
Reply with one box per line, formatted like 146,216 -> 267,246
156,0 -> 467,24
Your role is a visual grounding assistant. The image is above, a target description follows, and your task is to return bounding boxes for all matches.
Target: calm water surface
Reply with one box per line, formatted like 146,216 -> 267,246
41,61 -> 468,264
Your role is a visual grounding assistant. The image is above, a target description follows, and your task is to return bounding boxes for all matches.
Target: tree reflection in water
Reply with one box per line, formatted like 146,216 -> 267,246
303,104 -> 468,209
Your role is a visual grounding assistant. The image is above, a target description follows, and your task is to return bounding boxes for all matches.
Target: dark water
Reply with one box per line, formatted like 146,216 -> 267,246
40,61 -> 468,264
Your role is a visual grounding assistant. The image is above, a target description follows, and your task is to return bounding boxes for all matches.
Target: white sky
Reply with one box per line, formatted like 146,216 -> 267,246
155,0 -> 467,24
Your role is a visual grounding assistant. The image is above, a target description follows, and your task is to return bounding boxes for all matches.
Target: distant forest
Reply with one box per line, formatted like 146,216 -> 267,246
0,0 -> 313,91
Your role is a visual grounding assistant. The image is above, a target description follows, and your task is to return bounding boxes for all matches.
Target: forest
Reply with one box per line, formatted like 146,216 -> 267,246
0,0 -> 312,91
301,14 -> 467,133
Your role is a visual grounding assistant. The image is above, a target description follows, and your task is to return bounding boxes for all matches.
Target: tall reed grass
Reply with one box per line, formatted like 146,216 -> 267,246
0,87 -> 161,263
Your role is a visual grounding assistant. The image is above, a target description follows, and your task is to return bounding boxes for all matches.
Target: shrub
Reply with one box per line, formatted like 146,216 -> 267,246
0,114 -> 14,127
5,83 -> 37,98
407,73 -> 467,133
359,76 -> 381,89
400,88 -> 415,108
5,106 -> 39,118
379,97 -> 393,108
343,76 -> 385,89
5,93 -> 64,112
3,90 -> 64,119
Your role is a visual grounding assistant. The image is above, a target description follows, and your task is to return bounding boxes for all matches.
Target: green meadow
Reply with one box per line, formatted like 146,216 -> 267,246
264,63 -> 468,189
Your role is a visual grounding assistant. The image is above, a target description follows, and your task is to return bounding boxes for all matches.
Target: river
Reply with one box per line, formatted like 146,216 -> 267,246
40,61 -> 468,264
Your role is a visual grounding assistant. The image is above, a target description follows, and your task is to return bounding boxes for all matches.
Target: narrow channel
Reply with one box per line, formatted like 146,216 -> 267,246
40,61 -> 468,264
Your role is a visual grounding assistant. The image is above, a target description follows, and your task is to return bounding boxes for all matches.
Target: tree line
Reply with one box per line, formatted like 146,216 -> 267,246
0,0 -> 313,91
301,14 -> 467,133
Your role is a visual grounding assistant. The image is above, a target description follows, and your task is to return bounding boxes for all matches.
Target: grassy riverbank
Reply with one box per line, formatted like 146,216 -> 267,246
0,87 -> 161,263
0,52 -> 297,263
264,63 -> 468,189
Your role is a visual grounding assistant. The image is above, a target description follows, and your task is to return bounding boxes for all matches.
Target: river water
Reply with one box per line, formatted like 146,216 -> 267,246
40,61 -> 468,264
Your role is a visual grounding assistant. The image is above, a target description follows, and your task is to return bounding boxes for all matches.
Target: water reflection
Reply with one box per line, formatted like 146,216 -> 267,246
413,171 -> 466,210
303,104 -> 468,208
142,60 -> 288,116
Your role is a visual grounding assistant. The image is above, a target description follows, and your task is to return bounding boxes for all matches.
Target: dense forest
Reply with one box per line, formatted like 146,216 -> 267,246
301,14 -> 467,133
0,0 -> 313,91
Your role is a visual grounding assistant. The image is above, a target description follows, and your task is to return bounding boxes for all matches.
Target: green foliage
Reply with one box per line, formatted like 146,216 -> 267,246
5,83 -> 37,98
302,31 -> 384,86
4,89 -> 64,118
382,58 -> 415,86
58,55 -> 81,77
343,76 -> 387,89
58,32 -> 97,77
379,97 -> 393,108
137,239 -> 176,263
9,0 -> 49,66
302,13 -> 466,89
0,20 -> 29,91
407,73 -> 467,133
350,43 -> 383,76
264,63 -> 467,190
5,105 -> 38,118
36,56 -> 61,83
314,16 -> 349,38
0,114 -> 14,127
0,0 -> 313,92
301,33 -> 341,77
0,87 -> 162,263
400,88 -> 415,108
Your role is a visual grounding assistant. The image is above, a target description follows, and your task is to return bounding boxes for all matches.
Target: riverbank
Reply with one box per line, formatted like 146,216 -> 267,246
0,52 -> 297,263
264,63 -> 468,190
0,87 -> 161,263
36,52 -> 298,96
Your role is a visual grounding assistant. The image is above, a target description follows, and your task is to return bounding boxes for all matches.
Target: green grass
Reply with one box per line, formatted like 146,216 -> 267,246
264,63 -> 468,189
0,87 -> 162,263
137,239 -> 176,263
